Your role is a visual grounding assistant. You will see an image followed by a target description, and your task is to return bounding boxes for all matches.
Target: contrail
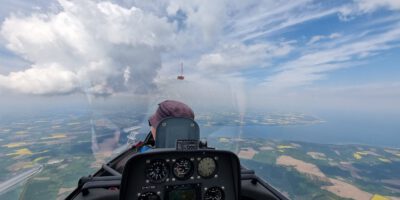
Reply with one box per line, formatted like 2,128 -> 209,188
0,165 -> 43,195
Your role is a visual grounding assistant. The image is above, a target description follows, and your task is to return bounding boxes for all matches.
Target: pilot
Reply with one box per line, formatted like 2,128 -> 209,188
139,100 -> 195,152
116,100 -> 195,172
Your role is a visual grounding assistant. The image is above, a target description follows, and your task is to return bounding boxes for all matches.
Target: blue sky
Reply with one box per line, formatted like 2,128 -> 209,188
0,0 -> 399,112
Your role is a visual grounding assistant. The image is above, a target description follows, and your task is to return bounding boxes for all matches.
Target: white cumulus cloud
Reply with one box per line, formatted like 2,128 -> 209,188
0,64 -> 79,95
0,0 -> 174,96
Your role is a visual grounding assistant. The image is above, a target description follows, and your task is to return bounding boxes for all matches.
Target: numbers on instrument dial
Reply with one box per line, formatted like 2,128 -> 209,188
197,157 -> 217,178
173,158 -> 194,180
204,187 -> 224,200
145,159 -> 169,183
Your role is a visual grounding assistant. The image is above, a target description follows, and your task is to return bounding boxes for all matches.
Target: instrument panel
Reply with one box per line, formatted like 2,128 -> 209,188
146,159 -> 169,183
197,157 -> 217,178
172,158 -> 194,180
146,156 -> 217,183
120,150 -> 240,200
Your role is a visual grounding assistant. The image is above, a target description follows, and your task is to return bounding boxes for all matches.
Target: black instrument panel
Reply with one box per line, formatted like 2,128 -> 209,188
172,158 -> 194,180
146,159 -> 169,183
120,149 -> 240,200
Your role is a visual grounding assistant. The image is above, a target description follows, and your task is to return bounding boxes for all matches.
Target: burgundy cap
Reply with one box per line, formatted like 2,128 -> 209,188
149,100 -> 195,128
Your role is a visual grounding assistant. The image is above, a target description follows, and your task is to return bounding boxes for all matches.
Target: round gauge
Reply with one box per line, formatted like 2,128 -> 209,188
145,159 -> 169,183
173,158 -> 194,180
197,157 -> 217,178
138,192 -> 160,200
204,187 -> 224,200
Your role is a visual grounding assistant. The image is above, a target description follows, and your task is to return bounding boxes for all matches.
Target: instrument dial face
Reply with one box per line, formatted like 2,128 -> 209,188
204,187 -> 224,200
197,157 -> 217,178
145,159 -> 169,183
138,192 -> 160,200
173,158 -> 194,180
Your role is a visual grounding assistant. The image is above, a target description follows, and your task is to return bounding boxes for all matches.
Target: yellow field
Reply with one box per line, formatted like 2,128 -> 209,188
2,142 -> 27,148
277,145 -> 295,149
353,153 -> 362,160
41,134 -> 67,140
7,148 -> 33,156
33,156 -> 49,163
371,194 -> 389,200
357,151 -> 370,155
353,151 -> 375,160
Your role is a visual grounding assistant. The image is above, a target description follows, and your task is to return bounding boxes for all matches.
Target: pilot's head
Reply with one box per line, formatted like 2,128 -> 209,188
149,100 -> 195,140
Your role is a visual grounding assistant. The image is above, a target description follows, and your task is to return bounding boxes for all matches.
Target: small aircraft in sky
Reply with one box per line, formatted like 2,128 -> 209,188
177,63 -> 184,80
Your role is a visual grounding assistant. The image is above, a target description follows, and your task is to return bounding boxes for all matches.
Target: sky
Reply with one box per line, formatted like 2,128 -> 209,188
0,0 -> 399,114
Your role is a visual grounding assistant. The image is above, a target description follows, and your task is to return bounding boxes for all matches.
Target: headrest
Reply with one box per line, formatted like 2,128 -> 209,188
155,117 -> 200,148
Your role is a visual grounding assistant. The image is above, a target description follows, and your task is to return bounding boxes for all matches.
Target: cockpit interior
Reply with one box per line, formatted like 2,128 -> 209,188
66,118 -> 288,200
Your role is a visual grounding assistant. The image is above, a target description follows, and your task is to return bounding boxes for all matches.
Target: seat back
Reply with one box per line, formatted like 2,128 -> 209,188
155,117 -> 200,148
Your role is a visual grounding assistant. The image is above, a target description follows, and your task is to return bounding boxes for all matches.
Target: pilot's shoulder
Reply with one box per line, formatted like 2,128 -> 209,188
139,145 -> 153,153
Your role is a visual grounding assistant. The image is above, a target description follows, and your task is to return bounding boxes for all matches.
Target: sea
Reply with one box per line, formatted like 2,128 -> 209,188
201,111 -> 400,148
